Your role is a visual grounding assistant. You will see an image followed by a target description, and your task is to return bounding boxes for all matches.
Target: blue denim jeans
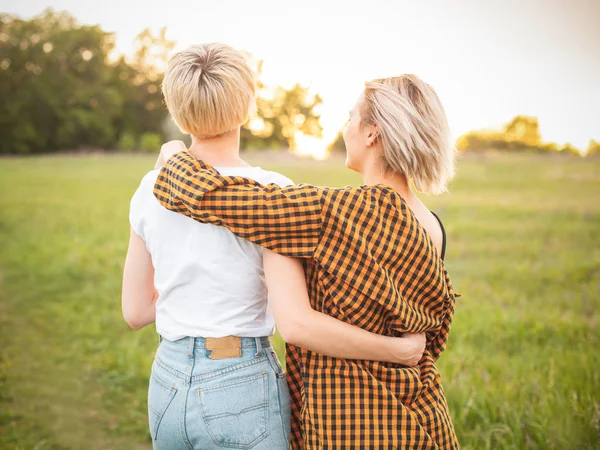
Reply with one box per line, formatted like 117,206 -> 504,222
148,336 -> 291,449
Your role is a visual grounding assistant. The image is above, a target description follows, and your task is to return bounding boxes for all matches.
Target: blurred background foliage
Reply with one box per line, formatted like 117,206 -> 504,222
3,9 -> 597,158
0,9 -> 323,155
329,114 -> 600,156
454,115 -> 599,156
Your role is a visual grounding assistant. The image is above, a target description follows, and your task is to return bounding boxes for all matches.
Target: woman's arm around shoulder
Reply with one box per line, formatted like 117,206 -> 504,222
153,144 -> 365,259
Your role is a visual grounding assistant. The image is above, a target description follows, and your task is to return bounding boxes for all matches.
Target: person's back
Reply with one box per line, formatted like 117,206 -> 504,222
130,167 -> 292,341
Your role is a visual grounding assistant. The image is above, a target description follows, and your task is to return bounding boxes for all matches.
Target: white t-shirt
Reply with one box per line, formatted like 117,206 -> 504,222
129,166 -> 294,341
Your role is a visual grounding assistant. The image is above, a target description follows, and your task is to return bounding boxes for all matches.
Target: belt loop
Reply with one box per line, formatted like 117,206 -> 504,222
255,337 -> 264,357
187,337 -> 195,359
158,334 -> 163,344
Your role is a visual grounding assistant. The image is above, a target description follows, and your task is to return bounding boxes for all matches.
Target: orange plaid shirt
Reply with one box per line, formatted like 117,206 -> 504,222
154,152 -> 459,449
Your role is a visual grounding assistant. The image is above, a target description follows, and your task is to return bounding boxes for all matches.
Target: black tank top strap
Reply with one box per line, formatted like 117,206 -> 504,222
430,211 -> 446,261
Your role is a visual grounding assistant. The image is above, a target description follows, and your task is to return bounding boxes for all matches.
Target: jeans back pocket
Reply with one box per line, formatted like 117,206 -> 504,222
197,371 -> 269,449
148,370 -> 178,440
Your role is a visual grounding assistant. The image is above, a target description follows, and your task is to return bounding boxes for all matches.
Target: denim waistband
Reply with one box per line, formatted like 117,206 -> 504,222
159,335 -> 272,349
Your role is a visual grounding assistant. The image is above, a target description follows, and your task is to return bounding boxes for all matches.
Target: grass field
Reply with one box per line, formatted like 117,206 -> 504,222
0,152 -> 599,449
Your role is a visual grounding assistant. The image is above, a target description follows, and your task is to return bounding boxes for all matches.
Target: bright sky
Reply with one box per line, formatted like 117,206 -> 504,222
3,0 -> 599,150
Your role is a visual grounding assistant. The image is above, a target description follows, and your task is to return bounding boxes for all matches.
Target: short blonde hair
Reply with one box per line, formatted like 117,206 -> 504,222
162,43 -> 256,138
361,74 -> 455,194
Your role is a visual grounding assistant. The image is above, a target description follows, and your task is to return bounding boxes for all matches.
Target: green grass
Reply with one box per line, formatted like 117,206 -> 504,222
0,152 -> 599,449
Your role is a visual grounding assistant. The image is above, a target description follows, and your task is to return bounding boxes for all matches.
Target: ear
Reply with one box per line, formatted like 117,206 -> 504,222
365,125 -> 378,147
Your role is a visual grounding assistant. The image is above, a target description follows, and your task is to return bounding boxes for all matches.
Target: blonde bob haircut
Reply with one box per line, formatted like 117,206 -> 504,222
162,43 -> 256,138
361,74 -> 455,194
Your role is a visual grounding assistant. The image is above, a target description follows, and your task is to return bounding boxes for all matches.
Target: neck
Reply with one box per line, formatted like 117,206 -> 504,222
361,156 -> 413,200
188,128 -> 249,167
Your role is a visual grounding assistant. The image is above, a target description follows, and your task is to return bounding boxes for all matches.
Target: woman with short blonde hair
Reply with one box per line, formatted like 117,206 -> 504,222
162,43 -> 256,138
123,43 -> 428,450
154,72 -> 460,448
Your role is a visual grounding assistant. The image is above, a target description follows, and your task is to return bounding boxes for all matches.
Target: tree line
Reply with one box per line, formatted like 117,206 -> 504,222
0,9 -> 323,155
328,115 -> 598,156
1,9 -> 595,157
455,116 -> 599,156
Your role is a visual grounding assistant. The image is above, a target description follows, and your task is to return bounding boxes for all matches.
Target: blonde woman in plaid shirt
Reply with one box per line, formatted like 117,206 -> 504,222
155,72 -> 460,449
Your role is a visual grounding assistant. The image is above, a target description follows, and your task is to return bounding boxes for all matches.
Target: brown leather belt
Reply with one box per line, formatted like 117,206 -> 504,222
205,336 -> 242,359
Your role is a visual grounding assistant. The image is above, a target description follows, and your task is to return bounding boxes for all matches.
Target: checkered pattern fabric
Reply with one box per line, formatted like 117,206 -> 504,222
153,152 -> 459,449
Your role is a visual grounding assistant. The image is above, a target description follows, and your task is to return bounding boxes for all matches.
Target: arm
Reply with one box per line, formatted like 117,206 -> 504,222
122,228 -> 157,330
153,151 -> 326,258
264,250 -> 425,365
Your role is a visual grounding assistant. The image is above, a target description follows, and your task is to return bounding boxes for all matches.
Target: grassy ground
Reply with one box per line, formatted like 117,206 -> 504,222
0,152 -> 598,449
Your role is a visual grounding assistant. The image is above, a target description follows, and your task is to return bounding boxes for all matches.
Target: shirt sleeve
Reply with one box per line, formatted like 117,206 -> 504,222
426,269 -> 458,361
129,170 -> 160,239
153,152 -> 326,258
129,183 -> 146,239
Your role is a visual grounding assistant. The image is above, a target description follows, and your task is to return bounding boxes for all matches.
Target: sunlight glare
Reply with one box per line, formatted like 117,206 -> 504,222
294,133 -> 328,160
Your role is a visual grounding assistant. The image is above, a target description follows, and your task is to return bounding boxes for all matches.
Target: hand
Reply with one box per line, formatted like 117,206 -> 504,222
393,332 -> 426,366
154,140 -> 188,169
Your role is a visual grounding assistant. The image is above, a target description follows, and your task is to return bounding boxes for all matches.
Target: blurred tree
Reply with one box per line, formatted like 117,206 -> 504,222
131,27 -> 173,78
503,115 -> 541,147
558,142 -> 581,156
327,129 -> 346,153
0,11 -> 323,154
456,115 -> 582,156
0,11 -> 174,154
111,28 -> 175,147
0,9 -> 122,153
139,132 -> 162,153
455,130 -> 506,152
241,60 -> 323,150
586,139 -> 600,156
117,132 -> 136,151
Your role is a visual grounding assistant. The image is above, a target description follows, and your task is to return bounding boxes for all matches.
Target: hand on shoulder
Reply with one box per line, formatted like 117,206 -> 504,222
154,140 -> 188,169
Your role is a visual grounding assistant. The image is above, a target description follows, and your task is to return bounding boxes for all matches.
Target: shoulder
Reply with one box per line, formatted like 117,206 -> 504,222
139,169 -> 160,188
254,169 -> 294,187
133,170 -> 160,196
318,185 -> 398,219
320,185 -> 379,202
129,170 -> 160,235
130,170 -> 159,208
